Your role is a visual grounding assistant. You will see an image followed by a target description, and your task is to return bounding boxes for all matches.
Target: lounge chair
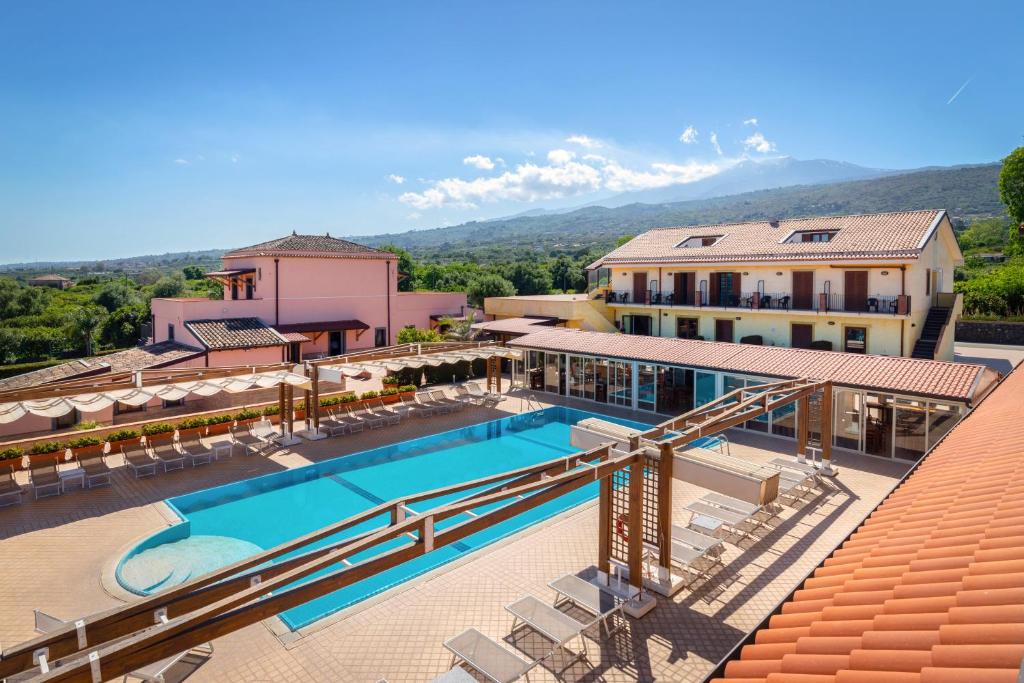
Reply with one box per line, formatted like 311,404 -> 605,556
322,408 -> 364,436
28,457 -> 61,499
121,443 -> 158,478
443,628 -> 537,683
547,574 -> 624,636
402,394 -> 433,418
431,390 -> 465,412
230,425 -> 274,455
178,433 -> 214,467
506,595 -> 589,668
416,392 -> 449,414
77,450 -> 112,488
466,384 -> 504,405
251,421 -> 279,442
148,436 -> 185,472
0,464 -> 23,507
371,400 -> 402,425
453,384 -> 483,405
644,525 -> 725,586
348,405 -> 385,430
33,609 -> 213,682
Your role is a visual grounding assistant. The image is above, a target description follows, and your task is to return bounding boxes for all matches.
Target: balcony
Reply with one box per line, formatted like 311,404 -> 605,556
602,290 -> 912,315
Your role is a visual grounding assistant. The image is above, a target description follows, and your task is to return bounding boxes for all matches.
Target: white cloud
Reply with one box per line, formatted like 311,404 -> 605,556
565,134 -> 602,149
742,132 -> 776,153
463,155 -> 496,170
602,159 -> 727,192
387,174 -> 406,184
173,158 -> 190,165
679,126 -> 698,144
709,132 -> 723,156
546,149 -> 576,165
743,117 -> 758,126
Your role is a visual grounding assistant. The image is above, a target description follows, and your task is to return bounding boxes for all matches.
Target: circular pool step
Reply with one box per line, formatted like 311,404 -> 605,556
118,535 -> 263,595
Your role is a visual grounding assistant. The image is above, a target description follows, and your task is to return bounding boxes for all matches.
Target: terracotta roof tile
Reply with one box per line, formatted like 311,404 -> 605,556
508,329 -> 998,402
710,365 -> 1024,683
589,210 -> 947,267
224,232 -> 393,259
184,317 -> 287,350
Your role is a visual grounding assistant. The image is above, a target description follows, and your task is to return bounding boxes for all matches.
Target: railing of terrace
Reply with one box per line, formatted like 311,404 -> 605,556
604,290 -> 911,315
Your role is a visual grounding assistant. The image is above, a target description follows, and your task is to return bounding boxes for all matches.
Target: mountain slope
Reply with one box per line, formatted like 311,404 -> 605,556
362,162 -> 1003,260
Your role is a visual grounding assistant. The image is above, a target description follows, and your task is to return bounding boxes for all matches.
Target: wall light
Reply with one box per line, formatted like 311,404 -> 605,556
735,316 -> 742,321
743,272 -> 749,276
776,272 -> 782,276
828,321 -> 836,326
881,270 -> 889,276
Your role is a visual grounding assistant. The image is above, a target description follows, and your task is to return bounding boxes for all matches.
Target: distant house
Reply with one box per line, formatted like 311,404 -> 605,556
27,274 -> 73,289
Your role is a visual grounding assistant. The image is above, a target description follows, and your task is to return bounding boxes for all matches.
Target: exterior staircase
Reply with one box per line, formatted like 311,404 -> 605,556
911,306 -> 952,360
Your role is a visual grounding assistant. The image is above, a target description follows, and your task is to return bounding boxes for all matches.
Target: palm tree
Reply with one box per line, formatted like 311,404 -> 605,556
439,313 -> 479,341
66,305 -> 107,356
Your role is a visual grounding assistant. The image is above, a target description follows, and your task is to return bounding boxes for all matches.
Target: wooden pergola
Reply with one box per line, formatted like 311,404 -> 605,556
0,371 -> 833,682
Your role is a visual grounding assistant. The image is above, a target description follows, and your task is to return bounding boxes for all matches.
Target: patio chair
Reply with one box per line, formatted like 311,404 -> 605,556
348,404 -> 385,429
454,384 -> 483,405
0,464 -> 24,507
397,394 -> 431,418
548,574 -> 624,637
148,436 -> 185,473
121,443 -> 158,478
466,383 -> 505,406
506,595 -> 590,669
28,457 -> 61,499
323,407 -> 365,435
229,425 -> 275,455
418,391 -> 452,414
430,389 -> 464,412
178,433 -> 214,467
250,420 -> 279,442
443,628 -> 538,683
371,400 -> 402,425
77,450 -> 112,488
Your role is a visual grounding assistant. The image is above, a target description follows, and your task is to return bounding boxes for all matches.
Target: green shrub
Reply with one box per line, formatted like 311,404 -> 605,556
0,447 -> 23,461
72,420 -> 100,431
176,417 -> 208,430
360,390 -> 379,400
30,441 -> 64,454
233,408 -> 262,421
398,384 -> 417,393
261,404 -> 280,416
339,394 -> 358,403
382,375 -> 400,385
206,414 -> 233,425
106,429 -> 139,442
67,436 -> 103,449
141,422 -> 176,436
380,387 -> 399,396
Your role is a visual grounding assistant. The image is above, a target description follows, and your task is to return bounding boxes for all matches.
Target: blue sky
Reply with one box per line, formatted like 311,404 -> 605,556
1,1 -> 1022,263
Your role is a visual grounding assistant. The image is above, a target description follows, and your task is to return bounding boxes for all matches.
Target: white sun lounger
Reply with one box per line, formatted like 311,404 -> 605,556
323,408 -> 364,435
466,383 -> 504,405
148,436 -> 185,472
431,390 -> 465,412
121,443 -> 158,478
443,628 -> 537,683
506,595 -> 589,667
547,574 -> 624,636
348,405 -> 385,429
369,400 -> 401,425
178,433 -> 214,467
230,424 -> 275,455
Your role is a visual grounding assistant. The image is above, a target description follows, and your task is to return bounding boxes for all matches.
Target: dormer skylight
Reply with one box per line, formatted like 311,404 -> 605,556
784,229 -> 839,244
676,235 -> 723,248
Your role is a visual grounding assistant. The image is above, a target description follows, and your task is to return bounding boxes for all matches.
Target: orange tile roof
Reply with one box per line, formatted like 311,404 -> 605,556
709,365 -> 1024,683
508,329 -> 999,403
588,210 -> 948,267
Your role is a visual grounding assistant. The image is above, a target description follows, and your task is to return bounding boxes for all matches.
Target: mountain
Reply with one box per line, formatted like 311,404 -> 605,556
591,156 -> 894,208
361,162 -> 1003,261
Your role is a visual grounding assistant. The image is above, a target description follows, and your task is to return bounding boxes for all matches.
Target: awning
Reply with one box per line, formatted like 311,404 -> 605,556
277,331 -> 312,343
0,370 -> 312,424
316,347 -> 521,384
205,269 -> 256,278
276,320 -> 369,334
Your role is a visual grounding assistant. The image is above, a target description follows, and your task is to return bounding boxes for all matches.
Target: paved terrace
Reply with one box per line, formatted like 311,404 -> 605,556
0,385 -> 910,683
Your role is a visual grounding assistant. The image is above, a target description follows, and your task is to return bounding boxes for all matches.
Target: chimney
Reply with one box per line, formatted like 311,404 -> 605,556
769,219 -> 780,229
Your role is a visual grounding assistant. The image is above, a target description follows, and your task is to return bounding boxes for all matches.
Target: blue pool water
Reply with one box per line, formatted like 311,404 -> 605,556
117,407 -> 654,631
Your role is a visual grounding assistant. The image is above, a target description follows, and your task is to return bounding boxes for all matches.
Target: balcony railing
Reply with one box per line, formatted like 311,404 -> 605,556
602,290 -> 911,315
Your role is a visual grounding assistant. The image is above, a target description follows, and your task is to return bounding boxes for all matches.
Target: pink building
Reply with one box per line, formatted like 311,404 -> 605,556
151,232 -> 467,364
0,233 -> 466,439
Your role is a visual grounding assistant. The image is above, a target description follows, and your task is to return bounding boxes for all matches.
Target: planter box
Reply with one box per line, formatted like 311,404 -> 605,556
106,437 -> 141,455
20,451 -> 66,471
70,443 -> 105,460
176,426 -> 207,441
205,421 -> 234,436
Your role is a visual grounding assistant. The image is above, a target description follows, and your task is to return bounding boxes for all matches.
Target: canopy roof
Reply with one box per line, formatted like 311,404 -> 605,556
317,346 -> 520,382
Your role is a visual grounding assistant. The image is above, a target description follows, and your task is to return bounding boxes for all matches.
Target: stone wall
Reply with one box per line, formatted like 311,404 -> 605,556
955,320 -> 1024,346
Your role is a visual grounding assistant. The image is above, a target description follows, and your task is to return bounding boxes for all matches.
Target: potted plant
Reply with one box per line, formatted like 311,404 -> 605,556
233,408 -> 263,427
27,440 -> 65,469
105,429 -> 141,453
398,384 -> 418,399
141,422 -> 176,443
175,416 -> 208,440
67,435 -> 105,459
205,413 -> 234,436
0,446 -> 23,471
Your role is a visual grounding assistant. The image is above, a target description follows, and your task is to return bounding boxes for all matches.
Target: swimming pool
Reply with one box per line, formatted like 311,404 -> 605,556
116,407 -> 653,631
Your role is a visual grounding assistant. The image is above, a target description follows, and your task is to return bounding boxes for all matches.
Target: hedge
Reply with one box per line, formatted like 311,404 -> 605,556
30,441 -> 64,454
141,422 -> 175,436
67,436 -> 102,449
106,429 -> 140,442
0,447 -> 23,461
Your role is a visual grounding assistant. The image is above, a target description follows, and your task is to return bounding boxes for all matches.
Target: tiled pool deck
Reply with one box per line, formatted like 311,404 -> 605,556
0,387 -> 910,682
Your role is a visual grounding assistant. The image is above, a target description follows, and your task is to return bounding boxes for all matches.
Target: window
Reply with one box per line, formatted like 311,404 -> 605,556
245,279 -> 254,299
637,364 -> 656,411
115,401 -> 145,416
791,323 -> 814,349
844,326 -> 867,354
544,353 -> 561,394
167,323 -> 175,341
621,314 -> 653,336
53,409 -> 79,430
787,230 -> 838,243
676,235 -> 723,248
676,317 -> 699,339
162,398 -> 184,409
374,327 -> 387,347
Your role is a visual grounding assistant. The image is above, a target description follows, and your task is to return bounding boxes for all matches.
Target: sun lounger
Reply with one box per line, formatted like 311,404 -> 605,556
466,383 -> 504,405
76,450 -> 112,488
418,391 -> 452,414
769,457 -> 822,490
250,421 -> 280,442
548,574 -> 624,636
443,628 -> 537,683
431,666 -> 479,683
323,408 -> 364,435
403,394 -> 434,417
148,436 -> 185,472
371,400 -> 402,425
431,390 -> 465,412
348,405 -> 385,429
178,433 -> 214,467
28,457 -> 61,499
230,425 -> 274,455
701,491 -> 763,517
453,384 -> 483,405
0,464 -> 23,507
685,499 -> 763,539
506,595 -> 589,667
121,443 -> 158,478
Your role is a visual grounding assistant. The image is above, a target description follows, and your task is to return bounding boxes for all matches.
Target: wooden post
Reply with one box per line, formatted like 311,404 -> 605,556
821,381 -> 833,470
286,384 -> 295,437
627,460 -> 644,590
597,474 -> 611,581
657,442 -> 673,577
796,395 -> 809,462
310,366 -> 320,434
278,383 -> 286,431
